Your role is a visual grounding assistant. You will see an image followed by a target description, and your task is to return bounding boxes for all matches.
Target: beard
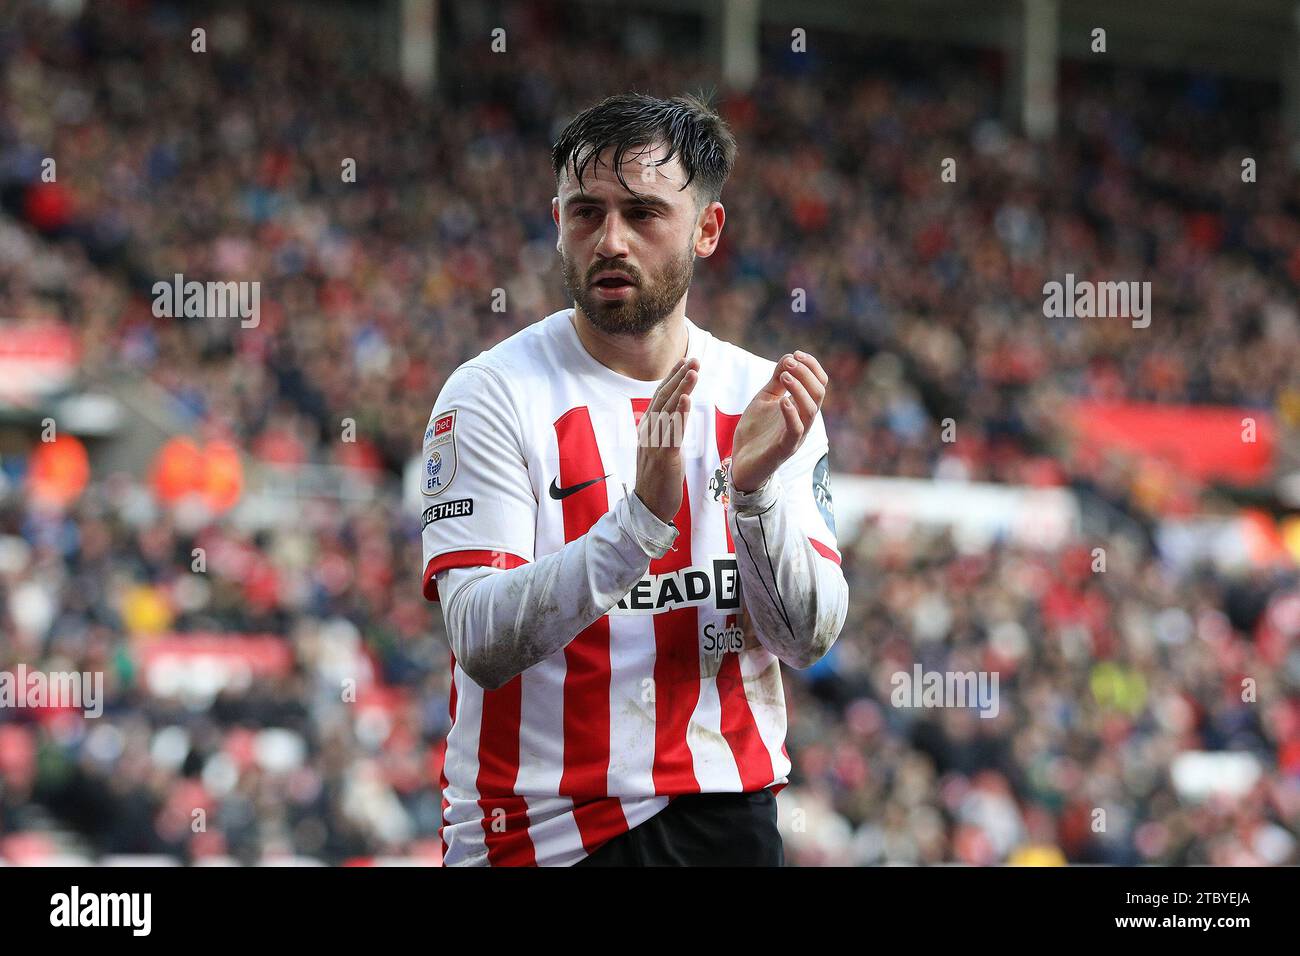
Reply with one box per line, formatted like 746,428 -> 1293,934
561,244 -> 695,337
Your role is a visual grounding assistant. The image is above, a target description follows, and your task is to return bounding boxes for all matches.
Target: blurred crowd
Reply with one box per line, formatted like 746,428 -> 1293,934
0,0 -> 1297,864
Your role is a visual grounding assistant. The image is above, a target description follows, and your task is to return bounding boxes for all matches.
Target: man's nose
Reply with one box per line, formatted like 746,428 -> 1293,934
593,212 -> 631,258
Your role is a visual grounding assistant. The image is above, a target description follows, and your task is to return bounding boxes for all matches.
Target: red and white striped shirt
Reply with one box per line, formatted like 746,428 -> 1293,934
420,308 -> 845,865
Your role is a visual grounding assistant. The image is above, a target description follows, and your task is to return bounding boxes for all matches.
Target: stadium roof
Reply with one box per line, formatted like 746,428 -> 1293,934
578,0 -> 1300,79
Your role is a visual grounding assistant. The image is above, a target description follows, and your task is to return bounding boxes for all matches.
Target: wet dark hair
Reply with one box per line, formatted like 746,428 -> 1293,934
551,92 -> 737,209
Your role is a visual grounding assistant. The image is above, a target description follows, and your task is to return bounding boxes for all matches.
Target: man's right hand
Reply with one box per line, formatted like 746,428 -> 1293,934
634,357 -> 699,524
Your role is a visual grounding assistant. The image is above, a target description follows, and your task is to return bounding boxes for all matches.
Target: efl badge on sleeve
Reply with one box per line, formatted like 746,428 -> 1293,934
812,452 -> 835,533
422,409 -> 458,497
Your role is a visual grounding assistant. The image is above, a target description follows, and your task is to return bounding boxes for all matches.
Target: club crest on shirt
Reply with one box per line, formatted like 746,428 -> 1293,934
422,409 -> 458,497
708,456 -> 730,508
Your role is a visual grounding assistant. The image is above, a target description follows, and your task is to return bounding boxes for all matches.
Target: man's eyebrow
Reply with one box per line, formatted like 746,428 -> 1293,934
564,192 -> 673,211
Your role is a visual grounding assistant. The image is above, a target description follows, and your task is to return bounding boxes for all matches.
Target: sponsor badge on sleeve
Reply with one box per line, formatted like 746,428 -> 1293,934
422,409 -> 458,497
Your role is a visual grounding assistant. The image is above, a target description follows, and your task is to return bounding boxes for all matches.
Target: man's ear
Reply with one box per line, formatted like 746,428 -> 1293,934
694,200 -> 725,258
552,196 -> 561,251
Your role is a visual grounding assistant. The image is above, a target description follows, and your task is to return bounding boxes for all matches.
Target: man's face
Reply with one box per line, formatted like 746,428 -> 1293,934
553,140 -> 724,336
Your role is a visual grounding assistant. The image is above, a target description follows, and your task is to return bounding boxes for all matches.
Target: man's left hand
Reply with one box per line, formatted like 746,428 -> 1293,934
729,350 -> 828,493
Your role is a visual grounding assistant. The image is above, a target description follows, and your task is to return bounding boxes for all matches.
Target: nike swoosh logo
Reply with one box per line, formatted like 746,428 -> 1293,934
549,475 -> 609,500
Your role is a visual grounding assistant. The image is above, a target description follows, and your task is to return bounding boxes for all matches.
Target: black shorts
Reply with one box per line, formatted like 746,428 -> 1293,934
575,789 -> 784,867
